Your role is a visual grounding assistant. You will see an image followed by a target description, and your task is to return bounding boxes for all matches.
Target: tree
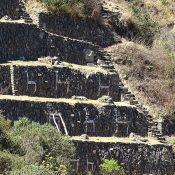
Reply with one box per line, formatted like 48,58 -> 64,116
0,117 -> 75,175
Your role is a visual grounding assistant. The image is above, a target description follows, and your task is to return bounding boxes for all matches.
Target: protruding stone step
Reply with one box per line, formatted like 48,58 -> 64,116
10,65 -> 17,95
130,100 -> 139,105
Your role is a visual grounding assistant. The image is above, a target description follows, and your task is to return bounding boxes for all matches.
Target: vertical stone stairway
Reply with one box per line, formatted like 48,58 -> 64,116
114,66 -> 167,143
10,65 -> 17,96
18,0 -> 33,23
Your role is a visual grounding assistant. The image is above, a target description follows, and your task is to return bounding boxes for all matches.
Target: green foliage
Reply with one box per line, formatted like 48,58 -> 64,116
0,117 -> 75,175
11,118 -> 75,170
40,0 -> 82,14
130,5 -> 159,44
0,114 -> 11,132
0,115 -> 20,154
9,165 -> 54,175
100,158 -> 124,175
0,151 -> 27,174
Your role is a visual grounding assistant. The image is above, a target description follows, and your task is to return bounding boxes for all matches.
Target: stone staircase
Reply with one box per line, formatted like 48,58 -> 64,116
18,0 -> 33,23
115,70 -> 167,143
98,46 -> 166,142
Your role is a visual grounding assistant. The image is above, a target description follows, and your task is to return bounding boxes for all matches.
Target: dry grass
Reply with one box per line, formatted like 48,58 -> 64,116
3,60 -> 110,75
143,0 -> 175,27
25,0 -> 47,24
103,0 -> 134,26
27,0 -> 102,19
106,39 -> 175,118
0,95 -> 132,108
71,136 -> 161,145
103,0 -> 175,119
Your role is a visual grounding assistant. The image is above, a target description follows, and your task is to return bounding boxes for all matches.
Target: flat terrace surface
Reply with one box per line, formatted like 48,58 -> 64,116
0,19 -> 25,23
71,136 -> 164,145
2,60 -> 112,75
0,95 -> 133,107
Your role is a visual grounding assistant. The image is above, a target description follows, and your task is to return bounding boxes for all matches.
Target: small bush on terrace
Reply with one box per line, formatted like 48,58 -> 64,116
100,158 -> 124,175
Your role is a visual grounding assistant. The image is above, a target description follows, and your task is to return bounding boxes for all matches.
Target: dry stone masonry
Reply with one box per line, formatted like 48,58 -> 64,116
38,13 -> 121,47
73,140 -> 174,175
0,0 -> 20,19
0,0 -> 174,174
0,62 -> 120,100
0,22 -> 104,64
0,95 -> 148,137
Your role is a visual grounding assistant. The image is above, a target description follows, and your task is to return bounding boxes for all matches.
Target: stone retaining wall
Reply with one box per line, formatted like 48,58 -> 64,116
39,13 -> 121,47
0,97 -> 148,137
12,65 -> 120,100
0,65 -> 11,94
0,22 -> 103,64
73,140 -> 174,175
0,0 -> 20,19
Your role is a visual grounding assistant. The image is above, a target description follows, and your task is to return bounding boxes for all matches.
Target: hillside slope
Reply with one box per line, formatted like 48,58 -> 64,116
103,0 -> 175,119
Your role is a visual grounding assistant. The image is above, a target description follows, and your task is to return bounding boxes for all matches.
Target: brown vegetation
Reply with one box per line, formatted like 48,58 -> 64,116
29,0 -> 102,19
107,39 -> 175,119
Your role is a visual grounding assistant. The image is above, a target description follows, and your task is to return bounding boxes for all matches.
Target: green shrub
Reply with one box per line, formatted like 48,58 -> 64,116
99,158 -> 124,175
9,165 -> 54,175
11,117 -> 75,172
0,151 -> 27,174
0,114 -> 11,132
0,115 -> 20,154
0,117 -> 75,174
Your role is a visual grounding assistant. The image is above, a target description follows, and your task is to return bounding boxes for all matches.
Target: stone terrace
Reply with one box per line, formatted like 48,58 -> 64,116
0,1 -> 174,174
0,61 -> 120,100
0,95 -> 147,137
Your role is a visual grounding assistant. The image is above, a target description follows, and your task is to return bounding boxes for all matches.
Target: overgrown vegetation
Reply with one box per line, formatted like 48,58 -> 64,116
105,0 -> 175,119
0,115 -> 75,175
114,0 -> 175,44
38,0 -> 101,18
108,39 -> 175,119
